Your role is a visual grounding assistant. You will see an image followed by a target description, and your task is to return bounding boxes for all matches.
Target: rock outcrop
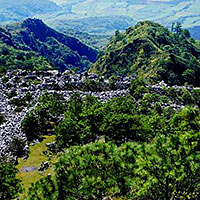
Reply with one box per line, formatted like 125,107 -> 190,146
0,70 -> 131,158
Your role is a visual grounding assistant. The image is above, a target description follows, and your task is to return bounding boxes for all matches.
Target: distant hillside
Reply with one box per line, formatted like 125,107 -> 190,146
45,15 -> 135,35
91,21 -> 200,86
0,0 -> 199,50
46,15 -> 135,50
0,0 -> 61,23
0,18 -> 98,72
48,0 -> 200,40
58,29 -> 110,50
0,42 -> 52,73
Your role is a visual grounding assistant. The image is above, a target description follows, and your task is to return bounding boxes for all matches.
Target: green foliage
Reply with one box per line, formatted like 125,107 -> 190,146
27,142 -> 137,200
0,43 -> 51,71
0,18 -> 98,72
26,176 -> 58,200
26,124 -> 200,200
0,66 -> 7,76
21,92 -> 65,141
83,77 -> 104,92
0,163 -> 22,200
21,109 -> 42,141
55,93 -> 101,147
22,90 -> 200,200
0,113 -> 6,125
133,132 -> 200,200
100,97 -> 144,143
1,75 -> 9,83
55,94 -> 148,147
101,113 -> 142,144
91,21 -> 200,86
8,136 -> 26,158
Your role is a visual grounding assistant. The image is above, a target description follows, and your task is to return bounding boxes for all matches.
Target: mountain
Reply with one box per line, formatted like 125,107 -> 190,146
0,18 -> 98,72
47,15 -> 135,36
90,21 -> 200,86
0,42 -> 52,72
0,0 -> 199,50
46,15 -> 135,49
48,0 -> 200,40
57,29 -> 110,50
0,0 -> 61,23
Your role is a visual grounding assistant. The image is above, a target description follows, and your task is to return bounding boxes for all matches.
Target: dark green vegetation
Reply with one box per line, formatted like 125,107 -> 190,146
0,113 -> 6,125
91,21 -> 200,86
26,133 -> 200,200
1,86 -> 200,199
0,18 -> 98,72
18,81 -> 200,199
1,19 -> 200,200
0,162 -> 22,200
60,29 -> 110,50
0,42 -> 51,72
21,92 -> 65,141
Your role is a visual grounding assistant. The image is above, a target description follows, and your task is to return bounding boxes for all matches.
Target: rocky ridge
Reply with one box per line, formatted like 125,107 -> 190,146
0,70 -> 131,158
1,69 -> 197,159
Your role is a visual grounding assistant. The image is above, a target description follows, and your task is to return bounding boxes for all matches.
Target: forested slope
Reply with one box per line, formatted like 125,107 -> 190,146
91,21 -> 200,86
0,18 -> 98,72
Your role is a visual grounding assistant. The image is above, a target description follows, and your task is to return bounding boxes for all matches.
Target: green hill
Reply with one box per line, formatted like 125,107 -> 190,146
0,42 -> 52,73
0,18 -> 98,72
91,21 -> 200,86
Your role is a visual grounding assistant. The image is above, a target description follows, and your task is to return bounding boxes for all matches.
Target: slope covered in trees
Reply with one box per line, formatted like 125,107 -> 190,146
91,21 -> 200,86
0,18 -> 98,72
22,87 -> 200,200
0,20 -> 200,200
0,42 -> 51,72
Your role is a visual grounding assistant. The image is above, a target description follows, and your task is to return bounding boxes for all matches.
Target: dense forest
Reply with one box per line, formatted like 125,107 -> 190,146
0,18 -> 97,72
91,21 -> 200,86
0,19 -> 200,200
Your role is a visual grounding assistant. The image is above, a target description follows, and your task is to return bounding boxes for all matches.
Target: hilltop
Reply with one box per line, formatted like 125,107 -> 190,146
91,21 -> 200,86
0,18 -> 98,72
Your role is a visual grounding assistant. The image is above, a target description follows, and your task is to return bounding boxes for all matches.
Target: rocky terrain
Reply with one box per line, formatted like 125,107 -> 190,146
1,69 -> 198,159
0,70 -> 131,158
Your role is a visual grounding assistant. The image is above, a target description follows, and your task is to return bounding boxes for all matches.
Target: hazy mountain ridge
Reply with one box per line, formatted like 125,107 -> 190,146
0,0 -> 61,23
0,0 -> 199,43
49,0 -> 200,40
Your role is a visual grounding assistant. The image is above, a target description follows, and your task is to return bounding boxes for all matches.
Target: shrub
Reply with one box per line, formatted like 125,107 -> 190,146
27,142 -> 137,200
0,114 -> 6,125
8,136 -> 26,158
0,163 -> 22,200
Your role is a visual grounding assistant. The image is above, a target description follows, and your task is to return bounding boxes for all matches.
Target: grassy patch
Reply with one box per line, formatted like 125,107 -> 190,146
16,135 -> 57,198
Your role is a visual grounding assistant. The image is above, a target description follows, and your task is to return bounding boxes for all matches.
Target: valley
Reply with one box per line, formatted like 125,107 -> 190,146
0,0 -> 200,47
0,3 -> 200,199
